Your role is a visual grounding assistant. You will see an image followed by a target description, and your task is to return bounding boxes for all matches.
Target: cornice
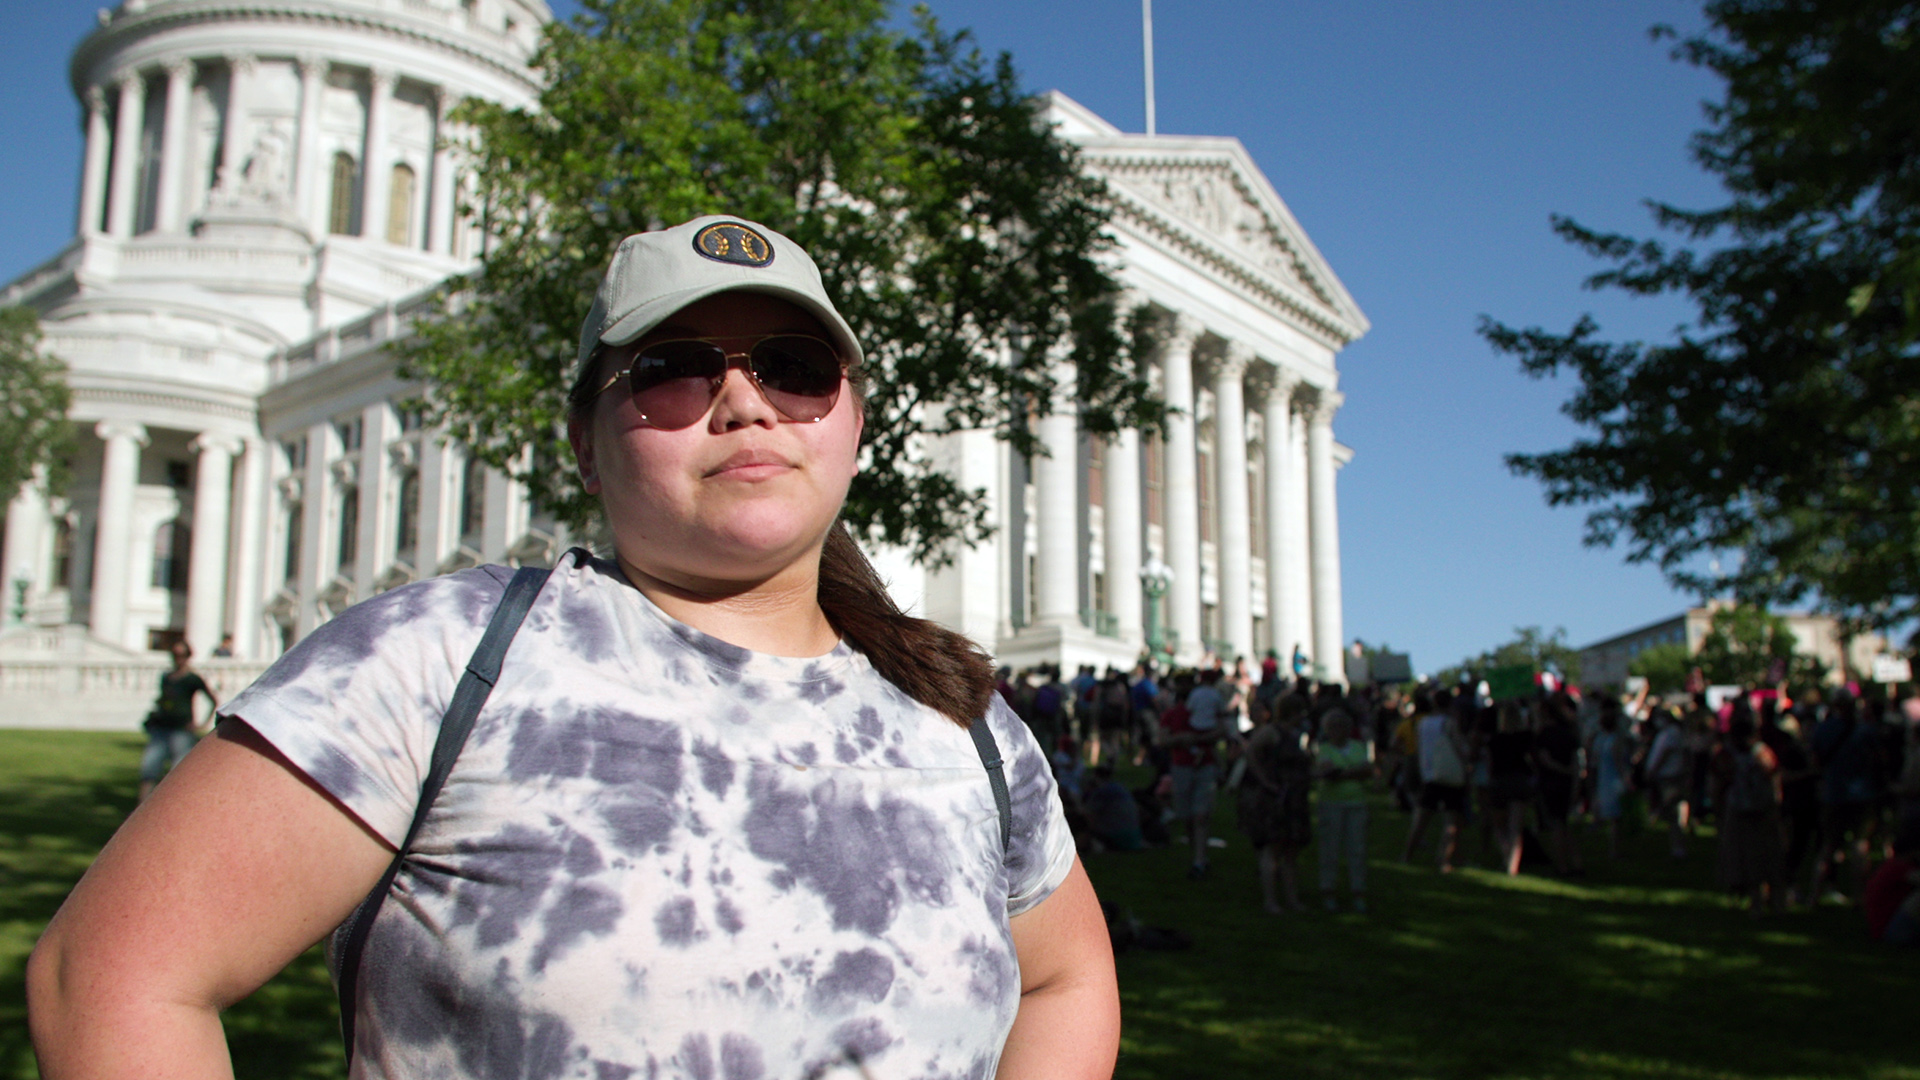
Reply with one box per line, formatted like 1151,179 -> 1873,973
71,1 -> 543,97
71,383 -> 261,424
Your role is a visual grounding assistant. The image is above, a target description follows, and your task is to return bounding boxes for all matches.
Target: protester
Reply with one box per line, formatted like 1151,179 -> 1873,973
1238,697 -> 1313,914
1533,695 -> 1586,877
1713,712 -> 1787,915
1403,689 -> 1470,872
1760,698 -> 1820,906
1160,675 -> 1221,879
1316,708 -> 1375,912
1590,699 -> 1632,859
1864,824 -> 1920,945
1487,700 -> 1536,876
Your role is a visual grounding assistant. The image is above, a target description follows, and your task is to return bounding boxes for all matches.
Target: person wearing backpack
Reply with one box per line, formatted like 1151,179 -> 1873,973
1712,710 -> 1787,916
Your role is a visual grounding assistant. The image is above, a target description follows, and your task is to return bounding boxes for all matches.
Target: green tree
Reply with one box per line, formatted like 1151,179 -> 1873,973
1480,0 -> 1920,628
1627,641 -> 1694,694
0,306 -> 72,506
1437,626 -> 1583,689
1692,603 -> 1826,687
397,0 -> 1161,563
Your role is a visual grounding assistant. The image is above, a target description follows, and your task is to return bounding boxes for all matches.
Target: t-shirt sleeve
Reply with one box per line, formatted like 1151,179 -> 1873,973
215,567 -> 512,847
984,696 -> 1076,917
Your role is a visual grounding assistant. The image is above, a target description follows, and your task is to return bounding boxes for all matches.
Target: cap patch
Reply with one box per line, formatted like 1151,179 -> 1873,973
692,222 -> 775,268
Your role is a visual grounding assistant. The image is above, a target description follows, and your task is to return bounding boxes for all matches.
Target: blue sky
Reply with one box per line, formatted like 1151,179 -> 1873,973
1,1 -> 1729,675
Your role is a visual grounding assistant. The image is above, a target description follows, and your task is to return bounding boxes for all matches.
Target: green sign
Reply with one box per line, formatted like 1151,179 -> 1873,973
1486,664 -> 1538,701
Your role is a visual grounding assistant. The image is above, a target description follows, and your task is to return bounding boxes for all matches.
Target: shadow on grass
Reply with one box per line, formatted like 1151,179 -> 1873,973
1087,799 -> 1915,1080
0,731 -> 343,1080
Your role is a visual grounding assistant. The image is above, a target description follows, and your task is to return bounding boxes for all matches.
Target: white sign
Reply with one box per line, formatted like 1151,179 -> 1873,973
1872,655 -> 1912,684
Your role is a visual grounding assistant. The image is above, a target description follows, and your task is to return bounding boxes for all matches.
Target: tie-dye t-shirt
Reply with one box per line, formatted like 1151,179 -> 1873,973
219,549 -> 1074,1080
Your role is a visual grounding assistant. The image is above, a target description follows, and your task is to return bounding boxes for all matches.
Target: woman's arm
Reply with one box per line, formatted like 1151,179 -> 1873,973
999,858 -> 1120,1079
28,721 -> 392,1079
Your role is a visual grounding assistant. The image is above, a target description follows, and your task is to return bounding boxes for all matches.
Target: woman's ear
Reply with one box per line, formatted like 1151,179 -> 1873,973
568,413 -> 601,494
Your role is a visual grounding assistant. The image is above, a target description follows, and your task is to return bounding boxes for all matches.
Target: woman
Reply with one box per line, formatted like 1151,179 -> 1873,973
1487,700 -> 1535,876
1237,696 -> 1313,914
1589,701 -> 1631,859
29,217 -> 1120,1077
138,640 -> 219,803
1315,708 -> 1375,913
1712,711 -> 1787,915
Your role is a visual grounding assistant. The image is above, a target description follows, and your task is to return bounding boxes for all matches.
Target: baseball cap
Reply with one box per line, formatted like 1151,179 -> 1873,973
575,215 -> 864,379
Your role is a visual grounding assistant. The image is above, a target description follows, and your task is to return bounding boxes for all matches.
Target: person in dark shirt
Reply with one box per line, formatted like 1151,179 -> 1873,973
139,641 -> 218,802
1532,695 -> 1585,877
1487,701 -> 1536,876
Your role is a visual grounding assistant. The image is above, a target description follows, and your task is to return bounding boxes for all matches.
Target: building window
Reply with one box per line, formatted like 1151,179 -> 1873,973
337,484 -> 359,570
1249,455 -> 1265,551
1144,432 -> 1164,528
53,518 -> 75,592
387,163 -> 416,246
283,437 -> 307,472
283,502 -> 303,585
1087,436 -> 1105,508
394,469 -> 420,562
166,460 -> 191,488
336,415 -> 364,453
329,151 -> 358,235
460,453 -> 486,545
152,519 -> 191,592
1197,440 -> 1215,544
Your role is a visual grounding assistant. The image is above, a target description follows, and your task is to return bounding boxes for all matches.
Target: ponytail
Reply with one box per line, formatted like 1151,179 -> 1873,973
817,522 -> 995,728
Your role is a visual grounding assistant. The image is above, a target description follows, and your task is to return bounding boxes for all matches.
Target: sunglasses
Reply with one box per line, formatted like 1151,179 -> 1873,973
591,333 -> 846,430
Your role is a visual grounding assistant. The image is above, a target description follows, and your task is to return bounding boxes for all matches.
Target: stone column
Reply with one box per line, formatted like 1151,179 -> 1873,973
1305,388 -> 1346,681
154,59 -> 194,232
78,87 -> 112,235
1032,356 -> 1080,627
1161,314 -> 1204,662
227,438 -> 267,659
107,71 -> 146,238
297,423 -> 331,636
1214,341 -> 1255,664
292,54 -> 324,230
428,88 -> 458,255
90,421 -> 148,648
219,56 -> 253,194
1260,367 -> 1300,666
185,433 -> 240,654
360,67 -> 396,241
356,403 -> 393,587
1102,426 -> 1143,645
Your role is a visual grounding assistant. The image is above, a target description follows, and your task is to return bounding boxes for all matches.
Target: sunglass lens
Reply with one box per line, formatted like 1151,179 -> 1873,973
750,336 -> 843,421
630,341 -> 726,429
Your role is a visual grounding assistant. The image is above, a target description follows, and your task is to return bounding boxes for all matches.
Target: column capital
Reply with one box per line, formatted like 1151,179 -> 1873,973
1168,311 -> 1205,349
96,420 -> 149,447
1217,340 -> 1255,381
164,58 -> 195,81
294,52 -> 326,79
114,68 -> 145,92
85,84 -> 108,111
369,66 -> 399,93
191,432 -> 246,458
1302,386 -> 1344,424
225,53 -> 257,76
1251,363 -> 1300,407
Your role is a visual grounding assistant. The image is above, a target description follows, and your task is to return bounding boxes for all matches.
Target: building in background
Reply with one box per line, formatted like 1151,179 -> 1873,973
1578,602 -> 1885,690
0,0 -> 1365,727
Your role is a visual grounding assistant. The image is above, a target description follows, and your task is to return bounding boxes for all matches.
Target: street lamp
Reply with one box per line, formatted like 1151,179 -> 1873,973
10,564 -> 31,625
1138,556 -> 1173,665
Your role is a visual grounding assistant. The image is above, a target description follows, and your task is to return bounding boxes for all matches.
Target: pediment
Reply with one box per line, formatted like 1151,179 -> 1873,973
1042,91 -> 1369,347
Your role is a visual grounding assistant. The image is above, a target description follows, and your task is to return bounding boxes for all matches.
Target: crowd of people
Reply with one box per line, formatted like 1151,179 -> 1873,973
996,653 -> 1920,941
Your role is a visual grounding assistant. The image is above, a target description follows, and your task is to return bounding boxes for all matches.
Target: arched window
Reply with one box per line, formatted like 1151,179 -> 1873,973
152,519 -> 191,592
394,468 -> 420,564
386,163 -> 415,246
460,453 -> 486,545
329,151 -> 358,235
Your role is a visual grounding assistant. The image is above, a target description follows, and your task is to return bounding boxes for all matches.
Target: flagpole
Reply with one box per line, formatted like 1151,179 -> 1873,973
1143,0 -> 1157,136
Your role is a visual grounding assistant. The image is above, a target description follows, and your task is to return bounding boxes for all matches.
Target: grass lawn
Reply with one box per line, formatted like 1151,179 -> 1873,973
2,730 -> 1911,1079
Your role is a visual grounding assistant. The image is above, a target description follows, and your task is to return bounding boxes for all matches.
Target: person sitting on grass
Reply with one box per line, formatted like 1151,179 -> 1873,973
1864,823 -> 1920,946
1237,696 -> 1313,914
1317,707 -> 1375,913
1082,763 -> 1146,852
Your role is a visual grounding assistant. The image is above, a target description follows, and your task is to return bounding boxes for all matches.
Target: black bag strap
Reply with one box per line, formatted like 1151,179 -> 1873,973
334,564 -> 550,1059
969,716 -> 1012,852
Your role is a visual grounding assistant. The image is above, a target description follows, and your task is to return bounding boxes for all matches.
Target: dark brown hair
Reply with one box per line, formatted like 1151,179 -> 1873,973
568,326 -> 995,728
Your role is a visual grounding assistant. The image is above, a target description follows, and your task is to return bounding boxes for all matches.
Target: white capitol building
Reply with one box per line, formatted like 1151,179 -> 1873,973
0,0 -> 1367,726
